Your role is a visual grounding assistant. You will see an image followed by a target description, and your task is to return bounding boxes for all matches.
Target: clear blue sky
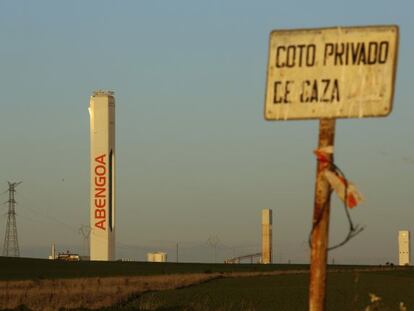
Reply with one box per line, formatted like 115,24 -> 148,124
0,0 -> 413,263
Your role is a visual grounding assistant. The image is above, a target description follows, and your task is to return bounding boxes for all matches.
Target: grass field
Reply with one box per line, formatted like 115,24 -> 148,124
0,256 -> 382,281
0,256 -> 309,280
0,273 -> 222,310
115,270 -> 414,311
1,257 -> 413,310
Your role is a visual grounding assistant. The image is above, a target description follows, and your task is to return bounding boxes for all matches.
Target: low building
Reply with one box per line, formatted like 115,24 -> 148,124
57,251 -> 80,261
147,252 -> 167,262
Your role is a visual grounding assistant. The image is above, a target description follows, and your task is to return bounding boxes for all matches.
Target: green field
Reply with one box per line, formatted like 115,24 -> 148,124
0,257 -> 387,281
0,256 -> 310,280
114,271 -> 414,311
2,257 -> 414,311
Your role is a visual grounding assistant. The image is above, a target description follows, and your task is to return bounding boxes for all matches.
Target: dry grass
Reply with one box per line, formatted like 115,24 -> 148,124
0,273 -> 221,311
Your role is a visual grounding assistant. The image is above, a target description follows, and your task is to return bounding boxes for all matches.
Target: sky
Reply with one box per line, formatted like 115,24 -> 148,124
0,0 -> 413,264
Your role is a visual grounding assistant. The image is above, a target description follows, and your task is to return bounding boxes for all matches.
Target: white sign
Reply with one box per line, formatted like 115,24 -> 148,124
264,25 -> 399,120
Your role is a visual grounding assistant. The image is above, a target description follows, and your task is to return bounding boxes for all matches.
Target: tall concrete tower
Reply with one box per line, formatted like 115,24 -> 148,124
398,230 -> 410,266
89,91 -> 116,261
261,209 -> 273,264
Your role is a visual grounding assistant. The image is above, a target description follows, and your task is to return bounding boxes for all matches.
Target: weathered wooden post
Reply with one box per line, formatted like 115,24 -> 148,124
309,118 -> 335,311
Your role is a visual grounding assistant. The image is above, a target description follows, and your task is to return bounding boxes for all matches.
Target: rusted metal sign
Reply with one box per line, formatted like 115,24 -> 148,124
264,25 -> 399,120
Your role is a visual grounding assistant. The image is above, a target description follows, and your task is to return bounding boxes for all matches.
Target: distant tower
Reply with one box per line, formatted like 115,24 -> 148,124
2,182 -> 22,257
89,91 -> 116,261
262,209 -> 273,264
49,242 -> 56,260
399,230 -> 410,266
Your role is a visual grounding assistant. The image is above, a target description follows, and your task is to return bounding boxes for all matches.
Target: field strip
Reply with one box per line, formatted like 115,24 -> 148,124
0,267 -> 409,310
223,266 -> 409,278
0,273 -> 222,311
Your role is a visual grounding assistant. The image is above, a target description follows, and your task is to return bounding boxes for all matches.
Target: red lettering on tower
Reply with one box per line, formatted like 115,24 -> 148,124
94,154 -> 107,230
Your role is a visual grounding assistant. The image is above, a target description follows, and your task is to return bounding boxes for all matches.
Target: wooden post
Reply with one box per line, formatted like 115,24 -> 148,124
309,118 -> 336,311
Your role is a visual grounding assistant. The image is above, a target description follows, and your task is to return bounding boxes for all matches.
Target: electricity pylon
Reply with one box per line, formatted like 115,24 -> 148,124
2,181 -> 22,257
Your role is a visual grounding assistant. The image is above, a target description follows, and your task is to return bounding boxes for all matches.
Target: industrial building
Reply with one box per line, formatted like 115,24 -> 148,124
399,230 -> 411,266
147,252 -> 168,262
89,91 -> 116,261
262,209 -> 273,264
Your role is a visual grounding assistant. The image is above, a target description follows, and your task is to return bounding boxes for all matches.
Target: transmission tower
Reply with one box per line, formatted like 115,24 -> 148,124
79,224 -> 91,256
2,181 -> 22,257
207,235 -> 220,263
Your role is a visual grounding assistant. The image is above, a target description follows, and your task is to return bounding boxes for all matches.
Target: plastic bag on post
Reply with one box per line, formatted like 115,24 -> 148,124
323,170 -> 363,208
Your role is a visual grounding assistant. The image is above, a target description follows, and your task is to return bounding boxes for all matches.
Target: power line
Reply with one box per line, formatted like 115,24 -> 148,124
207,235 -> 220,263
79,225 -> 91,256
2,181 -> 22,257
